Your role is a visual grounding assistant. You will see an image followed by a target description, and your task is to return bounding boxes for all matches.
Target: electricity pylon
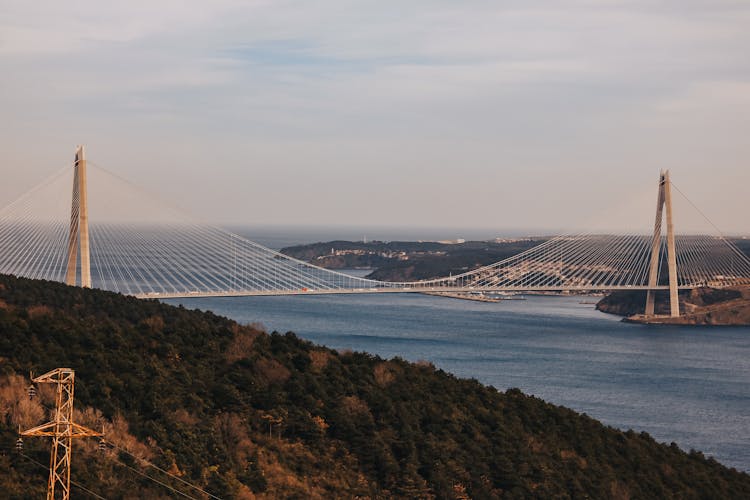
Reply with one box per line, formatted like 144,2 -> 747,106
20,368 -> 101,500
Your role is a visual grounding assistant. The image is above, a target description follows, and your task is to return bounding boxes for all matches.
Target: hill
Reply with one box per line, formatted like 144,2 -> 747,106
1,274 -> 749,498
280,238 -> 750,283
279,239 -> 545,281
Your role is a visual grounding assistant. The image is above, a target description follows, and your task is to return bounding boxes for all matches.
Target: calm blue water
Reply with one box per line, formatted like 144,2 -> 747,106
164,292 -> 750,472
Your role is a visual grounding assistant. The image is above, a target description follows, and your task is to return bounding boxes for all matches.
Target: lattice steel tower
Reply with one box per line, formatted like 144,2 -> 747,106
20,368 -> 100,500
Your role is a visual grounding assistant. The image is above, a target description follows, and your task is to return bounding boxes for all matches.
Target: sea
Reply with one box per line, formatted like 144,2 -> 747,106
164,227 -> 750,472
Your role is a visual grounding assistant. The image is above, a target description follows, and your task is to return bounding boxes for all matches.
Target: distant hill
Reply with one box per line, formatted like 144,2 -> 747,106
280,239 -> 546,281
282,238 -> 750,283
1,274 -> 749,498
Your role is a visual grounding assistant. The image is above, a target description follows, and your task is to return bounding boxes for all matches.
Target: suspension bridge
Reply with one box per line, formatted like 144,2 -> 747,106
1,146 -> 749,317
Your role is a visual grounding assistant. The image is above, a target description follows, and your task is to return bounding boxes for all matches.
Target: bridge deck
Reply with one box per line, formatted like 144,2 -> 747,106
139,285 -> 685,300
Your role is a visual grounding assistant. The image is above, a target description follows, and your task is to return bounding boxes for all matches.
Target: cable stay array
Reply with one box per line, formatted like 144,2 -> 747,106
0,157 -> 749,298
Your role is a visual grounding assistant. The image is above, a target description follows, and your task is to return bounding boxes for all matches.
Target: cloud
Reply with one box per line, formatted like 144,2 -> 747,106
1,1 -> 749,232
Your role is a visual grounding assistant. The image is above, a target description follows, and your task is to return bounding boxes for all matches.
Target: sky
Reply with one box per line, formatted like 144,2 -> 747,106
1,0 -> 749,235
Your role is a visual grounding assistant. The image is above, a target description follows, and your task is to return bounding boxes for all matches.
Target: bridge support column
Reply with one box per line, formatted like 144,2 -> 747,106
64,145 -> 91,288
645,170 -> 679,317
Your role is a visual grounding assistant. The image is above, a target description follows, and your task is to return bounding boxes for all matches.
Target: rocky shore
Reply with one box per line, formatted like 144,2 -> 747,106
597,286 -> 750,325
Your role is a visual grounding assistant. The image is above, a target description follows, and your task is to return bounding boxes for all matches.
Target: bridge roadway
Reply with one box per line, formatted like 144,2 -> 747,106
137,285 -> 686,300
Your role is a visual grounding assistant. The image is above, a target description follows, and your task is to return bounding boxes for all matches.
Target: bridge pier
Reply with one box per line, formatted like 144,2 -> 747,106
645,170 -> 679,317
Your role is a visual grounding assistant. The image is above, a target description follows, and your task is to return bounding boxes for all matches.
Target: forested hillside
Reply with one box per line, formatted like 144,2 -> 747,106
1,274 -> 748,499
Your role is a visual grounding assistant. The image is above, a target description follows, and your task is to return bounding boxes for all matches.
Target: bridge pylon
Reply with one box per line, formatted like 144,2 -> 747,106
64,145 -> 91,288
645,170 -> 680,317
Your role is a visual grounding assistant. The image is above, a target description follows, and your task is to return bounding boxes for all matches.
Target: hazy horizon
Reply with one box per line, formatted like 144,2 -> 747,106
227,223 -> 558,249
228,223 -> 750,249
2,1 -> 748,233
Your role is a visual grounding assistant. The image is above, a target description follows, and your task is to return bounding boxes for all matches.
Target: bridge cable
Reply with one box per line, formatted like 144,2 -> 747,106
670,181 -> 750,268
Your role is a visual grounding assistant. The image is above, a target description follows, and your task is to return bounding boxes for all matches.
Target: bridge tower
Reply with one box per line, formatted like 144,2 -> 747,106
645,170 -> 679,317
64,145 -> 91,288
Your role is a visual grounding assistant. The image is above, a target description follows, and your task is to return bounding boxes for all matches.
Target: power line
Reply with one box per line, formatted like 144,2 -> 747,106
22,396 -> 223,500
105,441 -> 224,500
20,453 -> 106,500
108,455 -> 199,500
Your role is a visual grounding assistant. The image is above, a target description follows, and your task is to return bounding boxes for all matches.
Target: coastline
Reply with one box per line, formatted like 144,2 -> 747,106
597,286 -> 750,326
